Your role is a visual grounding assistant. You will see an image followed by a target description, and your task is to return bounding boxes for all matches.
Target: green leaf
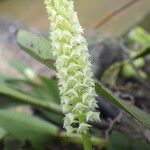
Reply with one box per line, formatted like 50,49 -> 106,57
0,94 -> 22,109
4,77 -> 60,104
0,127 -> 7,140
9,60 -> 36,80
39,76 -> 60,103
9,60 -> 60,103
128,27 -> 150,59
0,73 -> 11,83
121,62 -> 148,80
0,84 -> 62,113
0,110 -> 58,149
108,131 -> 150,150
101,62 -> 121,86
95,81 -> 150,129
17,30 -> 55,70
3,136 -> 26,150
133,46 -> 150,59
129,27 -> 150,46
10,60 -> 28,73
3,79 -> 35,94
40,110 -> 63,125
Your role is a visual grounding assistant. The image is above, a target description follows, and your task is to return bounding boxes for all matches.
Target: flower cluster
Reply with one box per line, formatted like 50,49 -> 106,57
45,0 -> 100,134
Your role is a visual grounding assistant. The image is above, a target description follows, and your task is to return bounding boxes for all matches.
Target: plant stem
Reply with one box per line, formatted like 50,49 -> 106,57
81,130 -> 92,150
59,131 -> 108,148
95,0 -> 140,28
78,116 -> 93,150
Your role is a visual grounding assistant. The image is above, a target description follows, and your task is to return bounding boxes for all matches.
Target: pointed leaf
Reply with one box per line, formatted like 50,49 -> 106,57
95,81 -> 150,129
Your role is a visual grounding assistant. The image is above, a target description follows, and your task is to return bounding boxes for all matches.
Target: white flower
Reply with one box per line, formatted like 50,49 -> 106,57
73,103 -> 88,113
64,113 -> 75,127
86,111 -> 100,122
78,123 -> 91,134
45,0 -> 100,134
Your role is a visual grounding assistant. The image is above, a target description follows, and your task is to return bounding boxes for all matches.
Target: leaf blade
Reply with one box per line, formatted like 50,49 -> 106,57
0,110 -> 58,149
17,30 -> 55,70
95,81 -> 150,129
108,131 -> 150,150
0,84 -> 61,113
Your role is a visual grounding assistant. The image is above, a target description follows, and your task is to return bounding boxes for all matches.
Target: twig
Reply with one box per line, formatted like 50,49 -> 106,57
95,0 -> 140,29
105,111 -> 123,139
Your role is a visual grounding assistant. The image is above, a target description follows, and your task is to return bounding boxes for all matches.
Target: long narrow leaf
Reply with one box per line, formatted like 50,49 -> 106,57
95,81 -> 150,129
0,84 -> 61,113
0,110 -> 58,149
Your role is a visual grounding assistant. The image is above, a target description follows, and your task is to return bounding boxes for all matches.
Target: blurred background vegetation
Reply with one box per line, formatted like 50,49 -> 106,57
0,0 -> 150,150
0,0 -> 150,35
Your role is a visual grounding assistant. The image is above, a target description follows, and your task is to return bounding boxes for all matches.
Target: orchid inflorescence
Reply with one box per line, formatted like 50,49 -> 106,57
45,0 -> 100,135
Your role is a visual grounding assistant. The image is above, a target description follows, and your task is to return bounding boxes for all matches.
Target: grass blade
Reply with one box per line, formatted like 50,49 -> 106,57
95,81 -> 150,129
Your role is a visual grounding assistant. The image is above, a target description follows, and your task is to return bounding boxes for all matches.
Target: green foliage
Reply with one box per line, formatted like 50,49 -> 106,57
101,27 -> 150,84
95,81 -> 150,129
0,127 -> 7,140
101,62 -> 121,86
16,29 -> 150,129
0,84 -> 61,113
129,27 -> 150,59
1,26 -> 150,149
108,131 -> 150,150
17,30 -> 55,70
0,110 -> 58,150
0,94 -> 21,109
133,46 -> 150,59
129,27 -> 150,46
122,61 -> 147,80
3,136 -> 26,150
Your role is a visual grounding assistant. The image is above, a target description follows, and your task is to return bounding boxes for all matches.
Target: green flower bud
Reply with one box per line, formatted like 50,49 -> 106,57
45,0 -> 100,134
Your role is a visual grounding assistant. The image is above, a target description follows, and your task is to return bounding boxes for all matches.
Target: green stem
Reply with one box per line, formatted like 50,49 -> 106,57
59,131 -> 108,148
81,130 -> 92,150
78,115 -> 93,150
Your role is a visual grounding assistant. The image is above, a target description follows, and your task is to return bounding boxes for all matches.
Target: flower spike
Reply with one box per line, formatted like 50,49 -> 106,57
45,0 -> 100,134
